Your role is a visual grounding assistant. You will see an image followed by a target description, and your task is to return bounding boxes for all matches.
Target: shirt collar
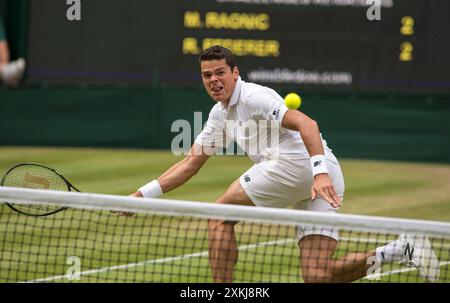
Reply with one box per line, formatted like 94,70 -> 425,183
220,76 -> 242,110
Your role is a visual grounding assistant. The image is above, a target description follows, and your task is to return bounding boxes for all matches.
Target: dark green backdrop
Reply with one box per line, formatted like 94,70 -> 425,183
1,86 -> 449,163
0,0 -> 449,163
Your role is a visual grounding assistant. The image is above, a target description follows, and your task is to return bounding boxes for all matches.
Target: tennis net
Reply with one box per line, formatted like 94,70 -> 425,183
0,187 -> 449,283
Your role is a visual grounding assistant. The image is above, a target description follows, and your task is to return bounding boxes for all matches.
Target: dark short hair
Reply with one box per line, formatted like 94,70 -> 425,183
199,45 -> 237,71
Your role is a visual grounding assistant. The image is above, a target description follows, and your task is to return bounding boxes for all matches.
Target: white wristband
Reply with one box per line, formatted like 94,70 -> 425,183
310,155 -> 328,177
138,180 -> 163,198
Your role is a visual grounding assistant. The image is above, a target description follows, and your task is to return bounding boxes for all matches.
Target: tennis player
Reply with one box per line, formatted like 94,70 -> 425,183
0,18 -> 25,87
131,46 -> 439,283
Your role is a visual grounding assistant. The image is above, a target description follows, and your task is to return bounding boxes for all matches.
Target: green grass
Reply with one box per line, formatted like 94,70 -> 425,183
0,146 -> 449,283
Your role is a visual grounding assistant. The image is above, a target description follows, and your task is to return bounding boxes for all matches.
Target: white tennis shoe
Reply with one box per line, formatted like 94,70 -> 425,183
398,234 -> 440,282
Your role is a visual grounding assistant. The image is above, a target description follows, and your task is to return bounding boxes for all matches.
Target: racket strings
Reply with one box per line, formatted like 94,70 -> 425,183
2,164 -> 68,215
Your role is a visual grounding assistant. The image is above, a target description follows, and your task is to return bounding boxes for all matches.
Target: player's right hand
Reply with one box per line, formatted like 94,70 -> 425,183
111,192 -> 142,217
131,191 -> 144,197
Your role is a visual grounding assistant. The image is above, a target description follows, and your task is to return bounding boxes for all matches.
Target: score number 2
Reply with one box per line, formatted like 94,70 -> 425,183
400,17 -> 414,35
399,16 -> 414,62
400,42 -> 413,62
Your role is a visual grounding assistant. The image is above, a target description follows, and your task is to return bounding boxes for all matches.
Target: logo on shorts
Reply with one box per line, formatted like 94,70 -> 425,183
314,160 -> 322,167
244,175 -> 251,183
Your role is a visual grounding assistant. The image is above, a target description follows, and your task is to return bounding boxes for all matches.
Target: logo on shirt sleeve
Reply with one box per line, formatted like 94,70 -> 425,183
272,109 -> 280,119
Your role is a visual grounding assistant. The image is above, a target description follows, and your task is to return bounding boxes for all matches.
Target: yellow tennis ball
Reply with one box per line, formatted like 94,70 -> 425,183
284,93 -> 302,110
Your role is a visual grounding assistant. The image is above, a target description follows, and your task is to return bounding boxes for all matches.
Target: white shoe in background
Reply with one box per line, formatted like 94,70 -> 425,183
0,58 -> 26,86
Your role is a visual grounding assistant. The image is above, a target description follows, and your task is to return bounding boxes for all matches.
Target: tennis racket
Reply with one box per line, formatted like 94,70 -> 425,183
1,163 -> 81,216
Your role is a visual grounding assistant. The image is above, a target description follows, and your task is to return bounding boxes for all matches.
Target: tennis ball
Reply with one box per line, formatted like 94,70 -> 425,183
284,93 -> 302,110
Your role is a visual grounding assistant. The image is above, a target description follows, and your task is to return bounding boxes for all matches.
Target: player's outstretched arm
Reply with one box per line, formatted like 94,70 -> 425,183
132,143 -> 210,197
117,145 -> 210,216
281,110 -> 341,208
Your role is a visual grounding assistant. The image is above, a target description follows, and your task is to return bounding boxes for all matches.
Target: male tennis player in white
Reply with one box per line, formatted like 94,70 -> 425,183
130,46 -> 439,283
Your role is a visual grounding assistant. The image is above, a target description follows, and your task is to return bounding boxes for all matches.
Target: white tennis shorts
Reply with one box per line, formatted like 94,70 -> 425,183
239,152 -> 345,242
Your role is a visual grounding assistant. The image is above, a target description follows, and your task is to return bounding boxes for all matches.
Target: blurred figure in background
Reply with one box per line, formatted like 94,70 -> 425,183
0,17 -> 25,86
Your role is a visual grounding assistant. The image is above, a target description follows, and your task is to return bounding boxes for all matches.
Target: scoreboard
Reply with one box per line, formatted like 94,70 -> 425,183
27,0 -> 450,93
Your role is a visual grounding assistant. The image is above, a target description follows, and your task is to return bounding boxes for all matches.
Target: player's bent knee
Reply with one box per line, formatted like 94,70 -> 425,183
302,258 -> 336,283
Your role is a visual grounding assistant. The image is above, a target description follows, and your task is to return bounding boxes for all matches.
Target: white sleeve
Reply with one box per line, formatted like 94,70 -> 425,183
194,106 -> 230,154
248,90 -> 289,127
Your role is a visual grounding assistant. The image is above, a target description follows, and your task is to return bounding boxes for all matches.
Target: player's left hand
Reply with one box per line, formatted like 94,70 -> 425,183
311,174 -> 341,208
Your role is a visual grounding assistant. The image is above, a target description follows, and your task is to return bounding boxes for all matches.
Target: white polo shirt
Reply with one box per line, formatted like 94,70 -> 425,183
195,77 -> 335,163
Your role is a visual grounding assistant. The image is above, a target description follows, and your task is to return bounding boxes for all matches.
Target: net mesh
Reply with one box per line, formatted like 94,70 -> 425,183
0,187 -> 449,283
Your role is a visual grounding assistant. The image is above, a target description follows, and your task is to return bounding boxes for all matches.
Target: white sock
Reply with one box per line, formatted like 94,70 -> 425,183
375,239 -> 405,265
